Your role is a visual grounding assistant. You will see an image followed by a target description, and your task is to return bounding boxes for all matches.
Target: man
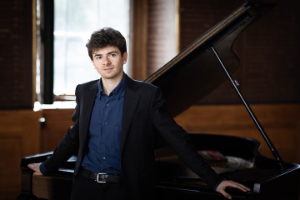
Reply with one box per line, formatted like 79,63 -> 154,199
28,27 -> 250,200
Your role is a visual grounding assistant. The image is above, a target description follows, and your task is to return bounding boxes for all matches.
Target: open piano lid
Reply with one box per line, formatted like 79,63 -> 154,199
145,1 -> 288,170
145,2 -> 274,117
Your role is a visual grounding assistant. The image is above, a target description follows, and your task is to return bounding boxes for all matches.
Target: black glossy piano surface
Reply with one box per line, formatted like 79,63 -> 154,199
17,2 -> 300,200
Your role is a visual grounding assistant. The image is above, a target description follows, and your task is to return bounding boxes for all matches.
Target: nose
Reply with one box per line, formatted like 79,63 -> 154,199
102,56 -> 111,65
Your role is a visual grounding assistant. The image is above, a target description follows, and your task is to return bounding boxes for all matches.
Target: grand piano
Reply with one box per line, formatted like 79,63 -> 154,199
17,2 -> 300,200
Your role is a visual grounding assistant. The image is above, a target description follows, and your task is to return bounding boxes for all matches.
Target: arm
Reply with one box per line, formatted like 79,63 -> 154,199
28,85 -> 81,175
150,87 -> 250,198
150,87 -> 221,187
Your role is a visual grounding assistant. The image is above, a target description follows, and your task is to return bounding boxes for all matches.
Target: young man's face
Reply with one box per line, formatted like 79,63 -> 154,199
91,46 -> 127,81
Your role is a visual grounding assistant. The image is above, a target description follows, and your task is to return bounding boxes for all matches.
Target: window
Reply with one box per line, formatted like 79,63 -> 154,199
53,0 -> 130,96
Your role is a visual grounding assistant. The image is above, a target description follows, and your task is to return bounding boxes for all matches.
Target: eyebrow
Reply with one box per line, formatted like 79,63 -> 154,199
93,51 -> 118,57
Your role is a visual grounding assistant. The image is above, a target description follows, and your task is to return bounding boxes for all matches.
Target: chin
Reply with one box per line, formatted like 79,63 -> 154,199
102,74 -> 117,80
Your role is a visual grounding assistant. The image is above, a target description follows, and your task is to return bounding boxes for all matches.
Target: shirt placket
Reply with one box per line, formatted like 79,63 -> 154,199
101,96 -> 113,162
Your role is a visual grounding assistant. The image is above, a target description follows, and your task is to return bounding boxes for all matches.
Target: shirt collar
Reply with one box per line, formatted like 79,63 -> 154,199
97,73 -> 127,100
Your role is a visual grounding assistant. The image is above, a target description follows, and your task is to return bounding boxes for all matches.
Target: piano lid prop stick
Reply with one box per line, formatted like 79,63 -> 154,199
210,46 -> 287,171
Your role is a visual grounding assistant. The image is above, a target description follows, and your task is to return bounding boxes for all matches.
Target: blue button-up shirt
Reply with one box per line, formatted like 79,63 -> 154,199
81,74 -> 126,174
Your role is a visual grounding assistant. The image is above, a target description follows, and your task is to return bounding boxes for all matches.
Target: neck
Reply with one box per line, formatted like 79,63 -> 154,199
101,72 -> 124,95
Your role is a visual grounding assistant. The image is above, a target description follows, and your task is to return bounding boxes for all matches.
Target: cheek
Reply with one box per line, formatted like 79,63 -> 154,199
93,61 -> 102,69
94,66 -> 102,74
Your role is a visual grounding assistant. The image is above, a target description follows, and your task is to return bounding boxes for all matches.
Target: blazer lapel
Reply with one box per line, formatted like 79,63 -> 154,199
121,77 -> 140,154
80,81 -> 98,142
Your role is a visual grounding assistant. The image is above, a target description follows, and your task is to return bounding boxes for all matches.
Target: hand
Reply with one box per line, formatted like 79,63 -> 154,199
27,163 -> 43,175
216,180 -> 250,199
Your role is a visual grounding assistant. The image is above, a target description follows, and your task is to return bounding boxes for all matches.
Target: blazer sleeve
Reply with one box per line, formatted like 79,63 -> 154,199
150,87 -> 223,188
42,85 -> 81,173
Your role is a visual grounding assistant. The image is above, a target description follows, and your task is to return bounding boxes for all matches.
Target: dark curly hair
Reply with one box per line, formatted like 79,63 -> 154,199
86,27 -> 127,60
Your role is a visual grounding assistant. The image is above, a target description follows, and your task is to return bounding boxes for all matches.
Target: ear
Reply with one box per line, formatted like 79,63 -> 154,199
122,52 -> 128,64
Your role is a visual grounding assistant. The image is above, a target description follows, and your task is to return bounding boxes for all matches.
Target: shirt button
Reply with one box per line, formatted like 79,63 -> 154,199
103,157 -> 106,160
104,122 -> 107,125
106,103 -> 109,107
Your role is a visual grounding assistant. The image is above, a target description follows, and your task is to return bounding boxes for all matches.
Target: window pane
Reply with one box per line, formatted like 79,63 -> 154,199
54,0 -> 129,95
67,1 -> 98,32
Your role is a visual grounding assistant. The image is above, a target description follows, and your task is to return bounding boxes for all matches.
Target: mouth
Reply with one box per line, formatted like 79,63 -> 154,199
103,67 -> 113,72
